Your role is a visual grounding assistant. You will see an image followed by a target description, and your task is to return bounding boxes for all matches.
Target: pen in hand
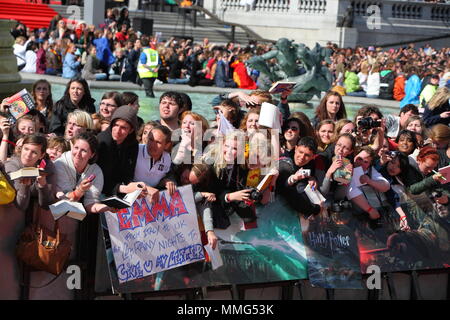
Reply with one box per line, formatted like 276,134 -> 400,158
433,170 -> 447,181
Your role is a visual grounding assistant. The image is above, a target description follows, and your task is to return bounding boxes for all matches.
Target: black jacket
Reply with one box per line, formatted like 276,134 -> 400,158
96,106 -> 139,196
276,157 -> 320,218
423,100 -> 450,128
49,96 -> 96,136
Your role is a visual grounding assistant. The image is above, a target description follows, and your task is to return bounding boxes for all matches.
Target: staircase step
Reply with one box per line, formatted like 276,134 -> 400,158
0,0 -> 59,30
5,3 -> 255,44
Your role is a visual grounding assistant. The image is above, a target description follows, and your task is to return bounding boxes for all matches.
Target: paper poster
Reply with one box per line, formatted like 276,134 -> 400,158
104,185 -> 205,283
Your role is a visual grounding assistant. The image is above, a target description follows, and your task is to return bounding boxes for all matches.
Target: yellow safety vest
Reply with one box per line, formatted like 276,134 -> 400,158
137,48 -> 159,78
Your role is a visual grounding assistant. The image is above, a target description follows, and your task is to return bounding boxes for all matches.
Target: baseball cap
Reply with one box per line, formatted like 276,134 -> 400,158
368,46 -> 375,51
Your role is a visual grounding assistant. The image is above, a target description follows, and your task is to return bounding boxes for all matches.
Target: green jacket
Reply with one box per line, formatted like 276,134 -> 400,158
404,164 -> 449,197
420,84 -> 437,105
344,71 -> 360,93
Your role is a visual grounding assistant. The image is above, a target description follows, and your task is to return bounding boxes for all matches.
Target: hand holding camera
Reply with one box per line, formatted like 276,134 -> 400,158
296,168 -> 311,180
357,117 -> 381,131
228,189 -> 253,202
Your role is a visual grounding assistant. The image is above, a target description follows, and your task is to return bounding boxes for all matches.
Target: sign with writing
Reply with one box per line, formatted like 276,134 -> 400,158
104,185 -> 205,283
97,196 -> 308,293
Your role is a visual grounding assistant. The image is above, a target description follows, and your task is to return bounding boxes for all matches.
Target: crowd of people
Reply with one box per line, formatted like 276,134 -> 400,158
1,6 -> 449,300
11,8 -> 450,103
329,43 -> 450,107
1,73 -> 449,298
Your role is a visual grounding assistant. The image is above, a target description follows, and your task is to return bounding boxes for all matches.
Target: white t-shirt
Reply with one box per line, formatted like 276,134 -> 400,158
22,51 -> 37,73
347,166 -> 388,200
133,144 -> 172,187
366,72 -> 380,96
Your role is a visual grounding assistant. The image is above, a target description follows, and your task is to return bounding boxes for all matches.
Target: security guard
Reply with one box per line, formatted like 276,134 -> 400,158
137,37 -> 159,98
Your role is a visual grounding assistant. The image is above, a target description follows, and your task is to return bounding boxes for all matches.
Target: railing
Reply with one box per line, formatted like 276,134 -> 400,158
351,1 -> 383,16
350,0 -> 450,20
298,0 -> 327,14
219,0 -> 450,20
220,0 -> 328,14
431,5 -> 450,20
254,0 -> 290,12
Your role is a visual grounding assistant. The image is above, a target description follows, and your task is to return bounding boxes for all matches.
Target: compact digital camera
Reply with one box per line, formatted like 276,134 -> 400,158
298,169 -> 311,177
358,117 -> 381,130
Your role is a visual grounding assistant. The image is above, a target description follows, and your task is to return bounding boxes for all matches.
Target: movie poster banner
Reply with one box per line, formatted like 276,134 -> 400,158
300,212 -> 363,289
354,193 -> 450,274
101,195 -> 308,293
299,186 -> 450,287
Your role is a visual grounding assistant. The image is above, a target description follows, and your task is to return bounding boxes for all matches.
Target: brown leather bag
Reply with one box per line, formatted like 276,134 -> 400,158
16,214 -> 72,276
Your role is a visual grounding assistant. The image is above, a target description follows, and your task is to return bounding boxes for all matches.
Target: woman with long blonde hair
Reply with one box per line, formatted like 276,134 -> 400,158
423,87 -> 450,127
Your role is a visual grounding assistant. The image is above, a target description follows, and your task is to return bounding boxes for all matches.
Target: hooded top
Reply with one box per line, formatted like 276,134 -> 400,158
110,105 -> 139,132
96,106 -> 139,196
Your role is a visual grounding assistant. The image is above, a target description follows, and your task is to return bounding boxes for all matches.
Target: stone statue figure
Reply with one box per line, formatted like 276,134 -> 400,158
246,38 -> 333,102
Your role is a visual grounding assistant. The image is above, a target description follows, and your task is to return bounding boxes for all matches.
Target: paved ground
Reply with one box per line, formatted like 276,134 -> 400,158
20,72 -> 401,111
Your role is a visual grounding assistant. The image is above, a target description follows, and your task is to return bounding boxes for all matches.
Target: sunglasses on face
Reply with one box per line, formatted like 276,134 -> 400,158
286,126 -> 299,132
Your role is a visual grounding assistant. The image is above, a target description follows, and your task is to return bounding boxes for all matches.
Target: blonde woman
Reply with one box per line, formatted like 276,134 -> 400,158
64,110 -> 95,142
423,87 -> 450,127
208,132 -> 257,223
427,124 -> 450,168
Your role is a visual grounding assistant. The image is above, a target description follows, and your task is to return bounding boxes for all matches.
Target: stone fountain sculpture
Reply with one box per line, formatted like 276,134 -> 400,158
246,38 -> 333,102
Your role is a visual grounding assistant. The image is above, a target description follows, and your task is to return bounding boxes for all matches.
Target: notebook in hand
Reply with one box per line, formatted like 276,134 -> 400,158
438,165 -> 450,181
268,81 -> 297,94
8,167 -> 40,180
4,89 -> 35,121
256,173 -> 275,192
101,188 -> 142,209
49,200 -> 87,221
333,156 -> 352,184
304,184 -> 326,205
352,166 -> 367,187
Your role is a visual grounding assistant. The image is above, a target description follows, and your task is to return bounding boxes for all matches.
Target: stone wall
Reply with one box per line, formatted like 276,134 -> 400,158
203,0 -> 450,48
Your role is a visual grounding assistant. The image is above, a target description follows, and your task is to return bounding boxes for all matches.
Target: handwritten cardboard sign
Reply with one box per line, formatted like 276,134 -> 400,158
104,185 -> 205,283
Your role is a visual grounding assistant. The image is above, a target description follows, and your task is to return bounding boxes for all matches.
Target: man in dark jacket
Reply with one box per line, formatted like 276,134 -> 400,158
277,136 -> 322,218
96,106 -> 142,197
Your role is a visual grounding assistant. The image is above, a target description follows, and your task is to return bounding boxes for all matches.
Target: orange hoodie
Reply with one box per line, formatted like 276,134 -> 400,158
393,75 -> 406,101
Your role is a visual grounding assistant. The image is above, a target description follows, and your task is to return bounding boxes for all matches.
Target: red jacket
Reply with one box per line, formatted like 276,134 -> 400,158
231,61 -> 257,90
393,75 -> 406,101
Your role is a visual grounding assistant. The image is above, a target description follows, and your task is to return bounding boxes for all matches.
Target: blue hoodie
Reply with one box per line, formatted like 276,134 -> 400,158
93,37 -> 115,67
400,74 -> 421,108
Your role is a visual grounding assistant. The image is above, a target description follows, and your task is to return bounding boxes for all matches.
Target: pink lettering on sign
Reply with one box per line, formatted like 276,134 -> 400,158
131,199 -> 154,228
169,190 -> 189,217
116,191 -> 190,231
